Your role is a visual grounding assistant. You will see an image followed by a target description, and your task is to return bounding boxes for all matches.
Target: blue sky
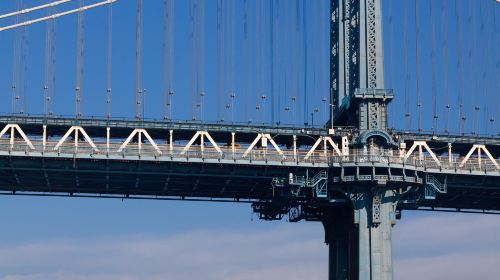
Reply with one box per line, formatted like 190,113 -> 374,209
0,0 -> 500,279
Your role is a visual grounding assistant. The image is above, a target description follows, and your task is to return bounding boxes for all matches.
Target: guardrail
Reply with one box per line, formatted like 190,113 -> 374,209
0,139 -> 498,174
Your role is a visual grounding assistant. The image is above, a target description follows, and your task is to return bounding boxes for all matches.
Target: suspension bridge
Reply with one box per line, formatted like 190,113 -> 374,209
0,0 -> 499,279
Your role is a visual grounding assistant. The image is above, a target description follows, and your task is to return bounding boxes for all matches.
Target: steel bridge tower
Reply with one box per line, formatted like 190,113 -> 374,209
2,2 -> 500,280
325,0 -> 394,279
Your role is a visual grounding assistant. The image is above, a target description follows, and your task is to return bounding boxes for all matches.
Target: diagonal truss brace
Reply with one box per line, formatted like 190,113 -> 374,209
459,144 -> 500,169
54,126 -> 98,151
304,136 -> 343,160
118,129 -> 161,154
403,141 -> 441,166
0,124 -> 35,150
181,131 -> 222,155
242,134 -> 284,158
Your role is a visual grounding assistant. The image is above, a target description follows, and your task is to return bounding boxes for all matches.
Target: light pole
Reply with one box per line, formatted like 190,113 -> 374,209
329,103 -> 335,130
261,94 -> 267,124
322,97 -> 327,125
200,91 -> 205,122
230,92 -> 235,123
312,108 -> 319,128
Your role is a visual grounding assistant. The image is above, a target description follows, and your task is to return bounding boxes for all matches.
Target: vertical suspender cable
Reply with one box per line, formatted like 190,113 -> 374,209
254,0 -> 260,121
12,0 -> 28,115
76,0 -> 84,119
302,0 -> 308,126
188,0 -> 205,122
430,0 -> 438,131
486,1 -> 495,133
275,0 -> 281,125
455,1 -> 463,134
199,0 -> 205,122
284,0 -> 289,123
159,0 -> 174,121
321,0 -> 327,126
290,0 -> 297,125
479,1 -> 486,134
471,0 -> 479,134
261,0 -> 267,123
270,0 -> 275,124
12,0 -> 21,114
312,1 -> 318,124
494,5 -> 500,131
223,0 -> 228,121
106,1 -> 112,119
415,0 -> 422,132
244,0 -> 249,123
441,0 -> 450,133
403,0 -> 410,130
217,0 -> 223,121
135,0 -> 143,120
190,0 -> 195,120
468,0 -> 476,134
230,0 -> 235,123
263,0 -> 268,123
18,5 -> 29,116
44,6 -> 56,116
480,2 -> 487,134
163,0 -> 174,120
294,1 -> 300,125
387,0 -> 394,128
20,20 -> 28,115
13,0 -> 29,116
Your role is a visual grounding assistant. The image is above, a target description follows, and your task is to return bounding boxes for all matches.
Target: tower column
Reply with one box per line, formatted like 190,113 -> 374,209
322,205 -> 358,280
354,189 -> 396,280
322,188 -> 396,280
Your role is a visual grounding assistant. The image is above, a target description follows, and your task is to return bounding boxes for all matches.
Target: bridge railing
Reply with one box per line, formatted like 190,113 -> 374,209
0,139 -> 498,173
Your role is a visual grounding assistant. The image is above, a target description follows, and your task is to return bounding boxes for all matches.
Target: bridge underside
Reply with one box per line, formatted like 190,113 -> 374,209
0,156 -> 284,200
0,155 -> 499,213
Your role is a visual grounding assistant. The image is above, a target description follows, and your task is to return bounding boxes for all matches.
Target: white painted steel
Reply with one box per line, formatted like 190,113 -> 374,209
0,124 -> 35,150
54,126 -> 98,151
0,0 -> 118,32
118,128 -> 161,154
0,0 -> 72,20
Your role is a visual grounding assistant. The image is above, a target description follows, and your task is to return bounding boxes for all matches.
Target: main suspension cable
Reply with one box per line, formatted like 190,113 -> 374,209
0,0 -> 71,20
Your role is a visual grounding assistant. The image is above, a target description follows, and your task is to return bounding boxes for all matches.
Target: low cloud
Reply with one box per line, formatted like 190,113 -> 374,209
0,224 -> 327,280
393,212 -> 500,280
1,213 -> 500,279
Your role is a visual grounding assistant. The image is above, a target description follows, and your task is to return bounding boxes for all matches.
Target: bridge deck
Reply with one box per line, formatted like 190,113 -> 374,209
0,116 -> 498,211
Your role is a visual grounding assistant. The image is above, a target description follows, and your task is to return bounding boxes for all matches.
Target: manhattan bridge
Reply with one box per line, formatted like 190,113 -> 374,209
0,0 -> 500,279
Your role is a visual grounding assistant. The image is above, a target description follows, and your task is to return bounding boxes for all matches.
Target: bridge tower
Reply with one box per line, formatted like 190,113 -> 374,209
326,0 -> 396,279
330,0 -> 392,131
